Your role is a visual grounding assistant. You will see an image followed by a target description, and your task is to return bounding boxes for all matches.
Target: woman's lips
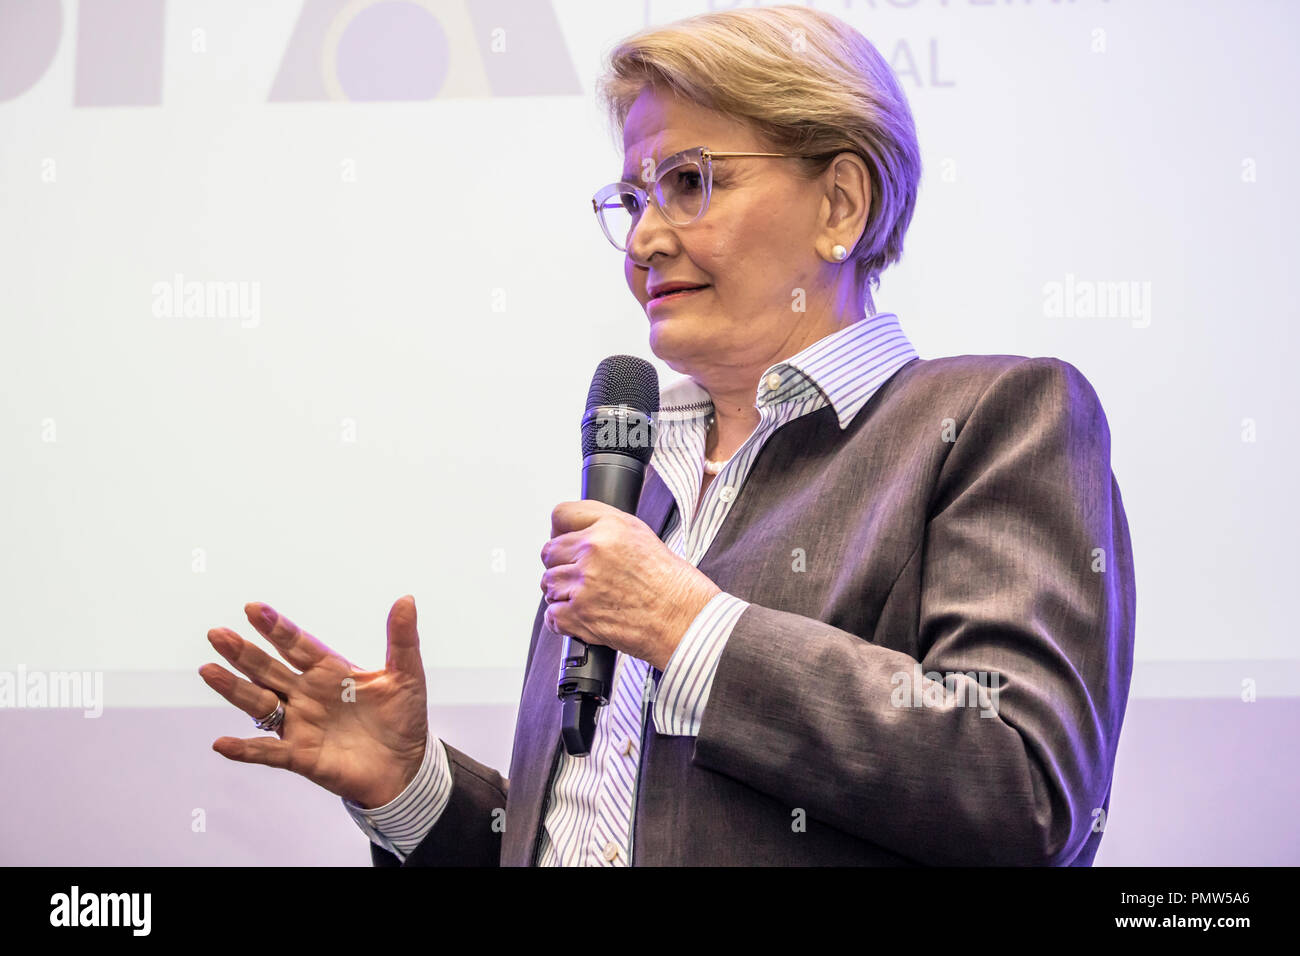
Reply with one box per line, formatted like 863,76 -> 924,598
647,286 -> 710,311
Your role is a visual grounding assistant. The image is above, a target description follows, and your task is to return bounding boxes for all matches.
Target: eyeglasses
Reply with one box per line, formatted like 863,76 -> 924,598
591,146 -> 796,252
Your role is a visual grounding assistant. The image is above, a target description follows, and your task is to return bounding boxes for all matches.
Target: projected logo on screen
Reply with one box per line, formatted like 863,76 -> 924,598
0,0 -> 580,106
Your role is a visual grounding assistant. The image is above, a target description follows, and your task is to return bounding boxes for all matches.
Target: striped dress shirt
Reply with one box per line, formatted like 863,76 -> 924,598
344,311 -> 920,864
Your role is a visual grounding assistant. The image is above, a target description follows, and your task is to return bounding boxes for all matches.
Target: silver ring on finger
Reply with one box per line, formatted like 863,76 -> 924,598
253,698 -> 285,734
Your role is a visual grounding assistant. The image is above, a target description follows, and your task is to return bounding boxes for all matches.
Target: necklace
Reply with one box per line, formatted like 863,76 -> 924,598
703,413 -> 732,475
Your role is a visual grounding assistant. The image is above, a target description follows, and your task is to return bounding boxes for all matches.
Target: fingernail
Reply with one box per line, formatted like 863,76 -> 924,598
260,606 -> 277,630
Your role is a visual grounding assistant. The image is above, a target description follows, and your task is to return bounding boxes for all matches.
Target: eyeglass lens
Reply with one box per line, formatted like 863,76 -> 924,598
596,156 -> 708,250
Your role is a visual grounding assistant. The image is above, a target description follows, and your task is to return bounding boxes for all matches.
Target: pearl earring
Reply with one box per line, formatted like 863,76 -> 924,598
831,244 -> 848,262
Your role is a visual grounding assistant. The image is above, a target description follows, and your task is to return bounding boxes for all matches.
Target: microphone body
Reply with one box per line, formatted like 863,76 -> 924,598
556,357 -> 659,757
557,451 -> 644,754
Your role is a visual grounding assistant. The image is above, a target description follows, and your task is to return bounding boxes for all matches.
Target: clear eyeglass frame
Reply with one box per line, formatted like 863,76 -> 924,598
591,145 -> 795,252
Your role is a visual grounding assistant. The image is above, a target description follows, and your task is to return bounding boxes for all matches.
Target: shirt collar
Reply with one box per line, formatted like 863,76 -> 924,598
656,312 -> 920,431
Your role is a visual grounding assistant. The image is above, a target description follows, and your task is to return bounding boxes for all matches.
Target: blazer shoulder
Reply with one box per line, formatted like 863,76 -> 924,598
869,353 -> 1027,421
877,354 -> 1114,453
888,352 -> 1027,393
892,354 -> 1107,413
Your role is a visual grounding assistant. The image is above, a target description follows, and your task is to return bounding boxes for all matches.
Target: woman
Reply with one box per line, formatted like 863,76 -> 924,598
199,5 -> 1135,866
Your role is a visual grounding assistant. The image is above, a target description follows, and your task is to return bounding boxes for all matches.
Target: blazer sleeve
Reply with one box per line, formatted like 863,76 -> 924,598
370,597 -> 552,866
690,356 -> 1137,866
368,743 -> 507,867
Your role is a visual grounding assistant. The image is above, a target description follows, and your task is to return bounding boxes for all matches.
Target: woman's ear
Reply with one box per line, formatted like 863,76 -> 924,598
822,151 -> 871,257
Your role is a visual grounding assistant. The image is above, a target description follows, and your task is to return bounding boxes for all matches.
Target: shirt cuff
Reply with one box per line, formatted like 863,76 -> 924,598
652,591 -> 750,737
342,731 -> 452,862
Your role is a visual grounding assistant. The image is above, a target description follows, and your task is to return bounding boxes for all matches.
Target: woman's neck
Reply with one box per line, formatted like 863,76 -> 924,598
691,306 -> 866,464
704,396 -> 761,465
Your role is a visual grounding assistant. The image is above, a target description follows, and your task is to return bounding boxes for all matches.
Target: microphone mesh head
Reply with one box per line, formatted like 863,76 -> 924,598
581,354 -> 659,464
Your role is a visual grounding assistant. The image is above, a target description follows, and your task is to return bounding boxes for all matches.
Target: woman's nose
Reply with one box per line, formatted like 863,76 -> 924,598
625,200 -> 677,265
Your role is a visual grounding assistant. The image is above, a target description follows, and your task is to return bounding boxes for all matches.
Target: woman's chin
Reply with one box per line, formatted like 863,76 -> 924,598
646,314 -> 688,346
647,319 -> 706,369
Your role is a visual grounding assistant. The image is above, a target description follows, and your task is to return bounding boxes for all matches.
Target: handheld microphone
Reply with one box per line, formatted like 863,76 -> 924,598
556,355 -> 659,756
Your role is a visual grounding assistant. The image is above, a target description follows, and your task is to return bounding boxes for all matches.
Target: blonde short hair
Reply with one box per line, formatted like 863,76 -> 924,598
596,4 -> 921,302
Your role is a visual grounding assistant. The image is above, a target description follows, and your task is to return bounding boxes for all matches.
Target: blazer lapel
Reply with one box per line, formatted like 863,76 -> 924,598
637,463 -> 677,539
502,606 -> 564,866
505,461 -> 678,864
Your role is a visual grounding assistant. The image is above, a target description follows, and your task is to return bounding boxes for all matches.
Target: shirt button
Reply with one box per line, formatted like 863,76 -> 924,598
603,841 -> 620,862
765,372 -> 782,391
621,736 -> 635,756
719,485 -> 736,502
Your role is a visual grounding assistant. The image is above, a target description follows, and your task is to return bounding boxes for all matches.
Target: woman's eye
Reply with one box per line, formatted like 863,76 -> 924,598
671,169 -> 703,192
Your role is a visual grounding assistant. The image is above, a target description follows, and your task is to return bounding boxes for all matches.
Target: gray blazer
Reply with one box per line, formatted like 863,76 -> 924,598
371,353 -> 1136,866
